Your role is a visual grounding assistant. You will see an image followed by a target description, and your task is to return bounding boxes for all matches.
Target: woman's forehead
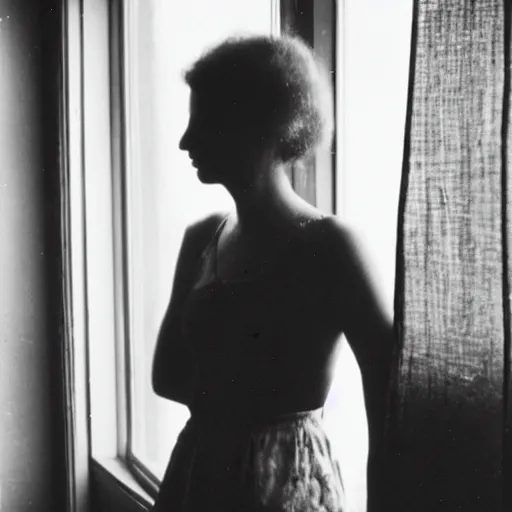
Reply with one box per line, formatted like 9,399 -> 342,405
188,91 -> 214,114
188,90 -> 239,121
187,92 -> 212,121
188,91 -> 198,113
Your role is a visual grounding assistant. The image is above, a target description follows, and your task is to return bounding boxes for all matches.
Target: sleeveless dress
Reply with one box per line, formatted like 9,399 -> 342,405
152,216 -> 346,512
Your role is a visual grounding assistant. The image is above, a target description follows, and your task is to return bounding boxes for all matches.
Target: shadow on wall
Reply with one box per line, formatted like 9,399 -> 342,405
0,0 -> 66,510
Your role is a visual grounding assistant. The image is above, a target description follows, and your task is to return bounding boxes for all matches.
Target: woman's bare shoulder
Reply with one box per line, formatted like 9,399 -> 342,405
187,211 -> 227,237
169,212 -> 228,285
183,211 -> 227,253
307,215 -> 383,294
282,215 -> 360,285
312,215 -> 393,328
308,215 -> 365,263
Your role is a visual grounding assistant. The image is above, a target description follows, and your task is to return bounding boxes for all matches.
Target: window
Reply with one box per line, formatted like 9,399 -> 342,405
82,1 -> 413,511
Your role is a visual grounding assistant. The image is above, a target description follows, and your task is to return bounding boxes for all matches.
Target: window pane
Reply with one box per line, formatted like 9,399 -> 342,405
125,1 -> 277,480
340,0 -> 412,306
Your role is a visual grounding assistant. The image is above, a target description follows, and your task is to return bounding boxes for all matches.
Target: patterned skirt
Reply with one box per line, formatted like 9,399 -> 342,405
152,408 -> 346,511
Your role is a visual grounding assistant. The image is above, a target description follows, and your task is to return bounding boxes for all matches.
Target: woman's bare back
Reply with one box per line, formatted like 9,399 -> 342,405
184,211 -> 345,417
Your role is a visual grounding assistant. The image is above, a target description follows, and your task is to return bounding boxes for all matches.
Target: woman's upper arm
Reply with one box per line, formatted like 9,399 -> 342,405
324,218 -> 394,355
323,221 -> 398,512
322,216 -> 397,454
321,216 -> 395,389
152,213 -> 225,399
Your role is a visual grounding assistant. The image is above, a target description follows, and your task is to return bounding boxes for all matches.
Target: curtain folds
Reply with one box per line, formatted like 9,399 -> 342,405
387,1 -> 511,510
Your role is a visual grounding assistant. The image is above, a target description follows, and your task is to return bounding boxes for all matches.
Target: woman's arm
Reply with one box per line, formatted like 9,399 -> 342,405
152,213 -> 225,406
322,217 -> 396,511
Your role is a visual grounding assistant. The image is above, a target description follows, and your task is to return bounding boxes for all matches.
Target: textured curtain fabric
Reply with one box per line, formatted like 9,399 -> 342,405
386,1 -> 511,510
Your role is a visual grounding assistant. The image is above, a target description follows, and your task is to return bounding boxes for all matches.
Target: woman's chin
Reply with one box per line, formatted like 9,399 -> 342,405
196,167 -> 219,184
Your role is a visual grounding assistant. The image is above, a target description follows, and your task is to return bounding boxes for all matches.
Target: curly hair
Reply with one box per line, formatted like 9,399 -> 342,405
183,35 -> 334,163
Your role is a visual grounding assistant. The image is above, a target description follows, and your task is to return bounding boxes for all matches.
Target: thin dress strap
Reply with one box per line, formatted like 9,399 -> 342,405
190,214 -> 230,292
212,214 -> 229,279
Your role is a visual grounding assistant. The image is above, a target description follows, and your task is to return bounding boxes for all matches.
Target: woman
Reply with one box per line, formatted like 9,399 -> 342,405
152,35 -> 395,512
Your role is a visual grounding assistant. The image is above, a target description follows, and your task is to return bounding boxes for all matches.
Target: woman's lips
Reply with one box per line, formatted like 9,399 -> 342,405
189,155 -> 201,168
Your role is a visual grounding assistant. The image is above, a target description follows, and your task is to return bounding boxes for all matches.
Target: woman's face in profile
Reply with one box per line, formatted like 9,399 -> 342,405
179,91 -> 266,187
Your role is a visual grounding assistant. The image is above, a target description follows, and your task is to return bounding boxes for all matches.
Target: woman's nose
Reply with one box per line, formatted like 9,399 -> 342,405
179,129 -> 189,151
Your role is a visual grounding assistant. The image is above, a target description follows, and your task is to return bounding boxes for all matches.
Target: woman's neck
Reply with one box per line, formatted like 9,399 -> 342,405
227,165 -> 312,236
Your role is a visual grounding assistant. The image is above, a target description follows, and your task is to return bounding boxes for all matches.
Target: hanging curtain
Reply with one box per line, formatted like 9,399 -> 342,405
386,0 -> 511,511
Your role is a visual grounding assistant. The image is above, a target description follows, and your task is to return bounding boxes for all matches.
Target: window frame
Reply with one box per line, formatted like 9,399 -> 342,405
58,0 -> 93,511
58,0 -> 155,510
280,0 -> 339,214
87,0 -> 155,509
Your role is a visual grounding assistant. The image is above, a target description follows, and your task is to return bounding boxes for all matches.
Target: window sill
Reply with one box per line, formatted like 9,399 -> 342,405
91,457 -> 155,512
